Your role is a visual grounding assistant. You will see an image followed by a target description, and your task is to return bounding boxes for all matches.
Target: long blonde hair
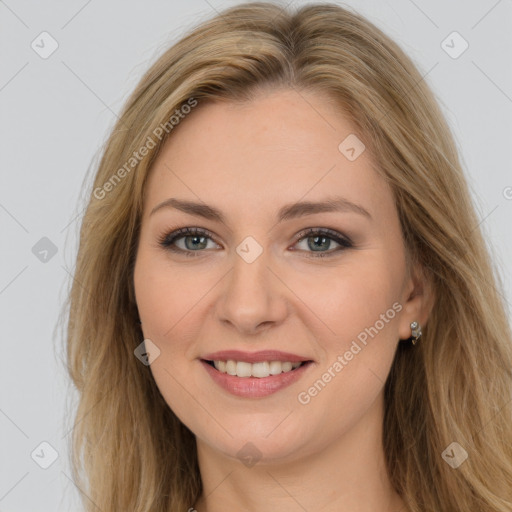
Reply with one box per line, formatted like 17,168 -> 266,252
64,2 -> 512,510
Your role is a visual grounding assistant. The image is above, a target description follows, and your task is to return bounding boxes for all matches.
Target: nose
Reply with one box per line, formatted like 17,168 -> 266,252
215,243 -> 289,334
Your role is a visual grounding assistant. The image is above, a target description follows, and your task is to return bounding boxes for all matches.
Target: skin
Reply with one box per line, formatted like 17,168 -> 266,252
133,87 -> 433,512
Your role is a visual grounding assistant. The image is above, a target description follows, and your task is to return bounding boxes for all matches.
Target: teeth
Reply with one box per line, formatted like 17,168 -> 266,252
213,359 -> 303,378
269,361 -> 284,375
226,360 -> 237,375
236,361 -> 252,377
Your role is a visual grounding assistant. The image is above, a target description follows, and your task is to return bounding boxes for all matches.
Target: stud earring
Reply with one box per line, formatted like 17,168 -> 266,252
410,321 -> 422,345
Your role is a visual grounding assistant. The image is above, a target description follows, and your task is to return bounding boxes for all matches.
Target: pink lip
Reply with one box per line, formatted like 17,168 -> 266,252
200,360 -> 314,398
201,350 -> 311,364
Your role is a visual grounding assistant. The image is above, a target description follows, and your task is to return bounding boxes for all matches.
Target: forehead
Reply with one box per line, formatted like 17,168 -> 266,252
143,88 -> 393,221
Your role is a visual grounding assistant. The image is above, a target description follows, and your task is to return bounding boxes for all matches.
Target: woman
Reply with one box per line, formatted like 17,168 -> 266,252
65,2 -> 512,511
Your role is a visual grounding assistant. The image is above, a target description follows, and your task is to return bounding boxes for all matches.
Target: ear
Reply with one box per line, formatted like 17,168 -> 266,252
397,261 -> 435,341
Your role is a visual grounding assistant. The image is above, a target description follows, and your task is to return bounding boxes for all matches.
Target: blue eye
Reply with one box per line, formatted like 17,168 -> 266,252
158,227 -> 353,258
292,227 -> 353,257
158,227 -> 218,257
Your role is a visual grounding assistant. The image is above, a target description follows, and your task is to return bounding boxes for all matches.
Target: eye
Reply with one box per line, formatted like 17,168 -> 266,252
158,227 -> 220,257
291,227 -> 353,258
158,226 -> 353,258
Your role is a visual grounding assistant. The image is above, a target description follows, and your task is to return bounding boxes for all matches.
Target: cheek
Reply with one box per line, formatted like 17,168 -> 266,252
294,255 -> 403,349
291,260 -> 403,436
291,253 -> 404,421
134,257 -> 173,339
133,249 -> 210,424
134,248 -> 209,342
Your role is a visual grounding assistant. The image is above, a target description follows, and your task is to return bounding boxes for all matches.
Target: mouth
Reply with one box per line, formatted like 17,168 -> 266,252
201,359 -> 313,378
200,357 -> 314,398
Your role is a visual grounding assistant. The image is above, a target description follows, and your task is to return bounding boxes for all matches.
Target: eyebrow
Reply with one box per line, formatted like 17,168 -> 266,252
149,195 -> 372,223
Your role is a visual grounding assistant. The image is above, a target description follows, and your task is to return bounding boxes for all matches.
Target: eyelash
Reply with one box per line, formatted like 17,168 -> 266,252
157,227 -> 353,258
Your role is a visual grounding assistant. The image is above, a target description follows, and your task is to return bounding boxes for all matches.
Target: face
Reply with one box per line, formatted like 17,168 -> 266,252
133,88 -> 427,464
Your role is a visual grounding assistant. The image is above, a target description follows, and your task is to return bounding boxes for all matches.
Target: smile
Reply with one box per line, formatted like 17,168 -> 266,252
208,359 -> 304,378
200,359 -> 314,398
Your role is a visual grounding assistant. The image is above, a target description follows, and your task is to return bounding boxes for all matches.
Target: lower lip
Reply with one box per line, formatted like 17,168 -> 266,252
200,360 -> 313,398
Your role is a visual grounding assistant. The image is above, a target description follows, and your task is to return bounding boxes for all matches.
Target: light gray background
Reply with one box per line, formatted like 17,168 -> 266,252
1,0 -> 511,510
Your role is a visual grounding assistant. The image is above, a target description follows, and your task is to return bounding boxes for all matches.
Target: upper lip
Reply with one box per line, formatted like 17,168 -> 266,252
201,350 -> 313,363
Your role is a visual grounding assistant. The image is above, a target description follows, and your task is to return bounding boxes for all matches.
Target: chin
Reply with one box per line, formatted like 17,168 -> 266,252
193,414 -> 318,466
